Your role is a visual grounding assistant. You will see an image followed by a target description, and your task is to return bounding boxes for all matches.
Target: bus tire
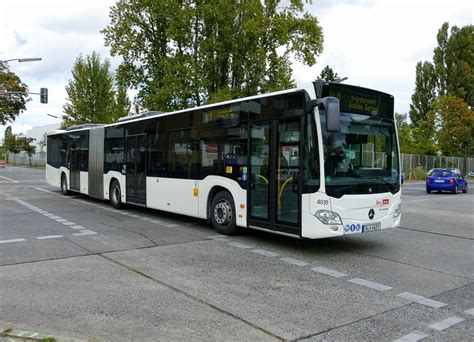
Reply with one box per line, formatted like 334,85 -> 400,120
61,173 -> 70,195
211,191 -> 239,235
110,180 -> 123,209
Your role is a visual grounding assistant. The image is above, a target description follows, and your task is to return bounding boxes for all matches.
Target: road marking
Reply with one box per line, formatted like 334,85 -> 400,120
70,225 -> 85,230
429,316 -> 465,331
464,308 -> 474,316
251,249 -> 280,257
393,331 -> 428,342
348,278 -> 393,292
280,257 -> 310,267
128,214 -> 140,218
0,175 -> 19,183
12,198 -> 100,238
311,266 -> 347,278
61,221 -> 76,226
151,220 -> 163,224
73,229 -> 98,236
36,235 -> 63,240
227,242 -> 254,249
163,223 -> 180,228
35,187 -> 55,194
208,234 -> 227,239
0,238 -> 26,244
140,217 -> 152,221
397,292 -> 447,308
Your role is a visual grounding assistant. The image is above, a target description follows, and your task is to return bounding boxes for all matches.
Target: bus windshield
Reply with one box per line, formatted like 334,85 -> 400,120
319,111 -> 400,198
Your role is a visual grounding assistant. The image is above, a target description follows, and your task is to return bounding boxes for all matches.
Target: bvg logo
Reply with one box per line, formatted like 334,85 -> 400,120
376,198 -> 390,206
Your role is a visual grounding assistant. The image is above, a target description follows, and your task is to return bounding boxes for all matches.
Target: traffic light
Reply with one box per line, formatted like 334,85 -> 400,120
40,87 -> 48,104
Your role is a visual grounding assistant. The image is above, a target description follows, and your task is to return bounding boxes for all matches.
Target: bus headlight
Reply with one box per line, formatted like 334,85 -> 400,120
314,210 -> 342,225
393,204 -> 401,218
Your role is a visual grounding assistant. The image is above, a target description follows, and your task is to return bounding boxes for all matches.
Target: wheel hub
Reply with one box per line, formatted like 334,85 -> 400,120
214,201 -> 232,225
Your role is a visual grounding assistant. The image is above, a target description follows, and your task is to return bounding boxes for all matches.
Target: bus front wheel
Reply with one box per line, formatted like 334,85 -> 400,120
61,173 -> 70,195
211,191 -> 239,235
110,180 -> 123,209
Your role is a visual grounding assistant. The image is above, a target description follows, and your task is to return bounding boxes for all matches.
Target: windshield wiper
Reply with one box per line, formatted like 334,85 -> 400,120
363,176 -> 396,190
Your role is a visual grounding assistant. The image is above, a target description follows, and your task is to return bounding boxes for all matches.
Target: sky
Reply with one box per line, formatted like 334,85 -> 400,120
0,0 -> 472,139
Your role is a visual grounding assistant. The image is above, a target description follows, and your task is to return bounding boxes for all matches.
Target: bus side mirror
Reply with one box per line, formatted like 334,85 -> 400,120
317,97 -> 340,132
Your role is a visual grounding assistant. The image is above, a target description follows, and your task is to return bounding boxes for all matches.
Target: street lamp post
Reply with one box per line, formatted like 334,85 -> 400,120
0,57 -> 47,103
0,57 -> 42,63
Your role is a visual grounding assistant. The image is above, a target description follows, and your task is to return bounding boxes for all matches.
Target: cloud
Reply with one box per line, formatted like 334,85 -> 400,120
294,0 -> 473,114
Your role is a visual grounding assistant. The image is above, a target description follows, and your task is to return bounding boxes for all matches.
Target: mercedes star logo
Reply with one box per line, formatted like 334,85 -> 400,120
368,209 -> 375,220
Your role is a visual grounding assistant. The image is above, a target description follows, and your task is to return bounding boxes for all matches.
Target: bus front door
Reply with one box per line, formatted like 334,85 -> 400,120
126,134 -> 147,205
248,118 -> 302,236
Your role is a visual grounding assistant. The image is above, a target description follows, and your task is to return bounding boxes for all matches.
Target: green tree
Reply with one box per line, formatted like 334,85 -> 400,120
103,0 -> 324,111
4,134 -> 22,165
0,62 -> 30,125
433,22 -> 449,96
38,133 -> 47,153
444,25 -> 474,107
62,52 -> 130,128
317,65 -> 340,82
433,95 -> 473,174
409,61 -> 436,126
18,137 -> 36,166
113,81 -> 131,120
2,126 -> 12,162
395,113 -> 414,153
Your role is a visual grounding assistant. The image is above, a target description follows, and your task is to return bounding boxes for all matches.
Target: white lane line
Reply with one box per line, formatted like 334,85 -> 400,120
280,257 -> 310,267
429,316 -> 465,331
464,308 -> 474,316
61,221 -> 76,226
73,229 -> 98,236
251,249 -> 280,257
35,187 -> 55,194
348,278 -> 393,292
36,235 -> 63,240
0,238 -> 26,244
0,175 -> 19,183
311,266 -> 347,278
227,242 -> 254,249
163,223 -> 180,228
397,292 -> 447,308
128,214 -> 140,218
393,331 -> 428,342
151,220 -> 163,224
54,218 -> 67,223
140,217 -> 151,221
70,225 -> 85,230
208,234 -> 227,239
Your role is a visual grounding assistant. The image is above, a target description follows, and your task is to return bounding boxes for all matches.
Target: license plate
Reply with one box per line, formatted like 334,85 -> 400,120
435,179 -> 444,183
362,222 -> 381,232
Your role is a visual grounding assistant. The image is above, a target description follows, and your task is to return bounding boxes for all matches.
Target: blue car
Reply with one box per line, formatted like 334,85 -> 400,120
426,168 -> 468,194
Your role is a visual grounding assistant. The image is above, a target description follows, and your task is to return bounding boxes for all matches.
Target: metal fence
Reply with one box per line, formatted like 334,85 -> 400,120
5,151 -> 46,167
401,153 -> 474,180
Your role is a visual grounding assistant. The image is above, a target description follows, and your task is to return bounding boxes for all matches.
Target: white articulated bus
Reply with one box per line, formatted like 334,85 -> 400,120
46,81 -> 401,239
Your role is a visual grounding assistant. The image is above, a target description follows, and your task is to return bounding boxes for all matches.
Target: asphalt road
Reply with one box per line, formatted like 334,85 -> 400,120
0,166 -> 473,341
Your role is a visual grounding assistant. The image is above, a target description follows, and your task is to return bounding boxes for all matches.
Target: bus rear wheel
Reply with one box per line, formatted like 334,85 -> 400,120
61,173 -> 70,195
211,191 -> 239,235
110,180 -> 123,209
